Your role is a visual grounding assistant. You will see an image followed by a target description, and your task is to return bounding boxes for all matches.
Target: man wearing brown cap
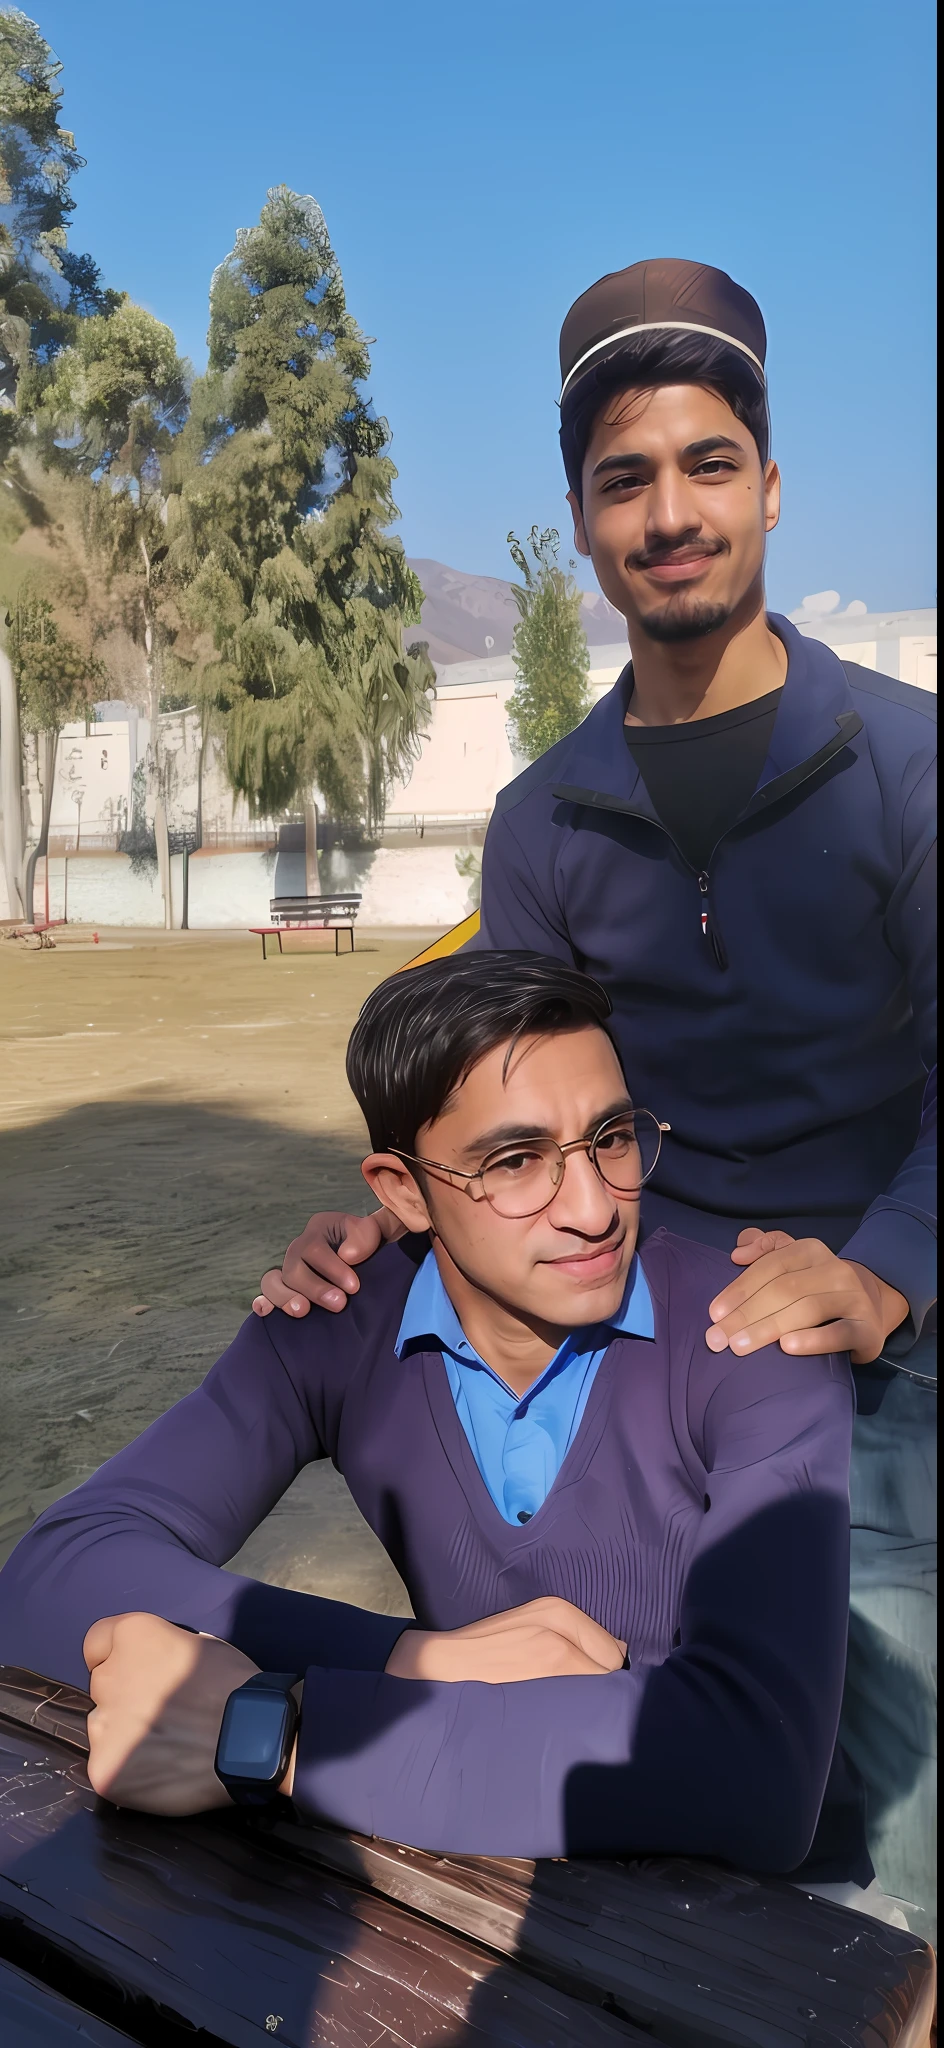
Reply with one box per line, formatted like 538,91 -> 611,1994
256,260 -> 936,1939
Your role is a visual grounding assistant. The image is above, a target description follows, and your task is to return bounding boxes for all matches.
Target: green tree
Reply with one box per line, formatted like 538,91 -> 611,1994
291,448 -> 436,833
34,297 -> 192,921
1,5 -> 80,911
174,185 -> 432,836
505,526 -> 591,763
0,449 -> 134,913
0,7 -> 82,428
1,9 -> 118,914
8,588 -> 102,914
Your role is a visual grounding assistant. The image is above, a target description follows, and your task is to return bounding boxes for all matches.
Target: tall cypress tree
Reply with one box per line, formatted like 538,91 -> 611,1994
172,185 -> 433,832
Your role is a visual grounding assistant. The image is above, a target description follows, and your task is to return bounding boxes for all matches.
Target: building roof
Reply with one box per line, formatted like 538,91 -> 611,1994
434,608 -> 936,691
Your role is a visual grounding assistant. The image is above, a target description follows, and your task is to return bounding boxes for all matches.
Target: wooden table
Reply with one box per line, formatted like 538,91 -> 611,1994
0,1666 -> 934,2047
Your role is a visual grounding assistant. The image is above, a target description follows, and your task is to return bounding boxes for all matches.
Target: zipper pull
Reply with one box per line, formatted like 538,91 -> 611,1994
697,871 -> 728,969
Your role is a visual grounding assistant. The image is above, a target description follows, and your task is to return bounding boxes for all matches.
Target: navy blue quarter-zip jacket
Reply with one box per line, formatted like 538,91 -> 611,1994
478,617 -> 936,1360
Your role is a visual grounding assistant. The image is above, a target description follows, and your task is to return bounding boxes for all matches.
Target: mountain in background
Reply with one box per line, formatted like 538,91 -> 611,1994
405,558 -> 625,668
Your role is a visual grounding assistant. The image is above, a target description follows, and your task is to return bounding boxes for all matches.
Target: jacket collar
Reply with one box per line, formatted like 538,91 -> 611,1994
552,614 -> 863,819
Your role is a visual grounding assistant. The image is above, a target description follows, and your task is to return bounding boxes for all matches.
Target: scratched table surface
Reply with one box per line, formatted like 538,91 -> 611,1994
0,1668 -> 935,2048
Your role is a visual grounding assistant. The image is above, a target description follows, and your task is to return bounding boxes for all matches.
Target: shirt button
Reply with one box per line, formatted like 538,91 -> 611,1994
517,1510 -> 533,1524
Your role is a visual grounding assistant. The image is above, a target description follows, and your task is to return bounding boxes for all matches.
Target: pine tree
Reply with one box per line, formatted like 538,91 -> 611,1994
0,11 -> 111,436
173,185 -> 433,834
505,527 -> 591,763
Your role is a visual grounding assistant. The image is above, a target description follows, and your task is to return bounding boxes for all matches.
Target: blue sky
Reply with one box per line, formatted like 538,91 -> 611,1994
37,0 -> 936,612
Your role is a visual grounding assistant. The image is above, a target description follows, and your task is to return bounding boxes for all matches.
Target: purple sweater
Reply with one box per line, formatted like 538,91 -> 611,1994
0,1230 -> 866,1880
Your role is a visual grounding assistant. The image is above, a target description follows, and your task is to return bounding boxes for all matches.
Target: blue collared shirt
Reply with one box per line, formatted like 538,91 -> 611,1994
395,1251 -> 654,1525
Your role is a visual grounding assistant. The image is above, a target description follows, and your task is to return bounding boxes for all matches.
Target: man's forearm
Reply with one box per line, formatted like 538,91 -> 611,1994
0,1488 -> 410,1690
841,1214 -> 937,1362
288,1656 -> 822,1870
0,1313 -> 413,1687
289,1402 -> 852,1870
841,1066 -> 936,1359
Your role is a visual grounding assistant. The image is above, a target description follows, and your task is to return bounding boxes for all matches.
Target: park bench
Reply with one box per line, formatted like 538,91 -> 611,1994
0,1665 -> 935,2048
250,893 -> 361,959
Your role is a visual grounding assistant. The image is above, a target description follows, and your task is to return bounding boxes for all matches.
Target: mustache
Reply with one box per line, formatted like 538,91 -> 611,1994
627,535 -> 728,570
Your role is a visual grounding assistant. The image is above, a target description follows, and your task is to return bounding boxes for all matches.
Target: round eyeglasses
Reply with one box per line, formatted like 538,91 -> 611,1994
391,1109 -> 670,1221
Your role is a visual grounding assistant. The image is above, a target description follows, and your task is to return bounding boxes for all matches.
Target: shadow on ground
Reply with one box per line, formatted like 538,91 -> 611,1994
0,1095 -> 411,1613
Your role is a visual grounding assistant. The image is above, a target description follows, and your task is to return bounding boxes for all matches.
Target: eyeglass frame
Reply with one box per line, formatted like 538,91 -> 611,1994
388,1108 -> 671,1220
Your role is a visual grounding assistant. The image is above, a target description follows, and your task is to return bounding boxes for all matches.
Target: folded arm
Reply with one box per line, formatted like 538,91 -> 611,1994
290,1350 -> 855,1869
0,1314 -> 409,1687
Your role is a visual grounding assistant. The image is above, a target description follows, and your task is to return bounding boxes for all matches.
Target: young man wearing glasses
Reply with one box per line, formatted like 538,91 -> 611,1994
0,953 -> 882,1911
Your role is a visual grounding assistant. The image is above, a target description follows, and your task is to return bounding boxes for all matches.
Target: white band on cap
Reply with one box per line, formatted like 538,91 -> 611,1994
559,319 -> 767,406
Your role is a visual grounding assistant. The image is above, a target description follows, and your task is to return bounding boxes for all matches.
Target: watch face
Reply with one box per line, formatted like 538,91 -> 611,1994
218,1691 -> 291,1781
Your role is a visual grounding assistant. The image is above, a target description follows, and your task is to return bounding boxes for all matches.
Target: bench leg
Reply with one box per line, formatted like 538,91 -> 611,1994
260,932 -> 267,961
277,931 -> 283,955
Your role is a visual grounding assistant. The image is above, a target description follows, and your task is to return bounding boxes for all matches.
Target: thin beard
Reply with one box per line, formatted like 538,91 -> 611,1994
637,600 -> 733,643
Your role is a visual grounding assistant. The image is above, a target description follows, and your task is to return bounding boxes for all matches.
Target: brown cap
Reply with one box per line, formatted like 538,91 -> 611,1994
559,257 -> 767,407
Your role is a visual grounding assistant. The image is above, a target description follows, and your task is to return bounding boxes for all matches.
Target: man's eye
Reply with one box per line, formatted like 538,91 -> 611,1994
596,1127 -> 634,1157
489,1149 -> 543,1177
692,460 -> 736,477
602,472 -> 646,493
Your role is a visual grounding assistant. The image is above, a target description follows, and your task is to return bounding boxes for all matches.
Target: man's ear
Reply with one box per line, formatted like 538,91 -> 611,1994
566,488 -> 591,558
362,1154 -> 432,1234
763,459 -> 781,534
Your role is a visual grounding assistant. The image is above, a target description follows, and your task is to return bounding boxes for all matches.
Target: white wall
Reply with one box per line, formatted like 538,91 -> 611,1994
33,842 -> 477,930
899,638 -> 937,691
386,682 -> 517,818
10,607 -> 932,931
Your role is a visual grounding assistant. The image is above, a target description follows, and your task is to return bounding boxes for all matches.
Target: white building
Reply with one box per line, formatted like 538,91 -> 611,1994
29,607 -> 935,852
12,606 -> 934,929
386,607 -> 936,825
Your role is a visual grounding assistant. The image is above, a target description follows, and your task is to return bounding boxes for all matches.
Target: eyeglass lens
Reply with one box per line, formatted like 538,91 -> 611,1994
479,1111 -> 663,1218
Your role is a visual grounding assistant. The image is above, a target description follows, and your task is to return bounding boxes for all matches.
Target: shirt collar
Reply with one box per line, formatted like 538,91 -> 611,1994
545,613 -> 859,813
394,1247 -> 654,1365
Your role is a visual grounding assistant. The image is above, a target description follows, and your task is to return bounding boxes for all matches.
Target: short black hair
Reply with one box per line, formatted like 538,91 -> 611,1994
346,950 -> 614,1156
560,329 -> 770,502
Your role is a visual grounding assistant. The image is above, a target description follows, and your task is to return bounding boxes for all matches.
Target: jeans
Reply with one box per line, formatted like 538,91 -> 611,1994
840,1345 -> 937,1946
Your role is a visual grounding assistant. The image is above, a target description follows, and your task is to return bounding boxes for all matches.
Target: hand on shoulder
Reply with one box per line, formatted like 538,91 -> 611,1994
706,1229 -> 909,1366
252,1208 -> 406,1319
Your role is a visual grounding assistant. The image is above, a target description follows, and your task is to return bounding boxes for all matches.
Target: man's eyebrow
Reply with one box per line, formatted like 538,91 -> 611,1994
460,1098 -> 634,1160
682,434 -> 745,460
591,450 -> 649,478
591,434 -> 744,478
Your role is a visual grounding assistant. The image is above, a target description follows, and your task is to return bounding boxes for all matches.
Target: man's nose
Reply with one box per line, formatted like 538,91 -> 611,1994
547,1147 -> 618,1234
645,465 -> 698,540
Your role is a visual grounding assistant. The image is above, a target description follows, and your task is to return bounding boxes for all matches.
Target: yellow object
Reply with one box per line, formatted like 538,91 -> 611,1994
399,910 -> 480,970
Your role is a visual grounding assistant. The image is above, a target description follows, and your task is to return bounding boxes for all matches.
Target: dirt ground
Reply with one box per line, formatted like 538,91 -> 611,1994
0,924 -> 442,1613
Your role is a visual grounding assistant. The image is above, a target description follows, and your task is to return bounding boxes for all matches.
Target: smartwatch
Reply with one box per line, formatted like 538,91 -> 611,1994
214,1671 -> 300,1807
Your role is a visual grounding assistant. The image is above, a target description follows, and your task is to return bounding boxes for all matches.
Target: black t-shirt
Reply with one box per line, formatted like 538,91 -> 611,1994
624,687 -> 783,872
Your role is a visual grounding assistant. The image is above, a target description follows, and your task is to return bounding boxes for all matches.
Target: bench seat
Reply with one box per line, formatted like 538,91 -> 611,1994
0,1665 -> 935,2048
